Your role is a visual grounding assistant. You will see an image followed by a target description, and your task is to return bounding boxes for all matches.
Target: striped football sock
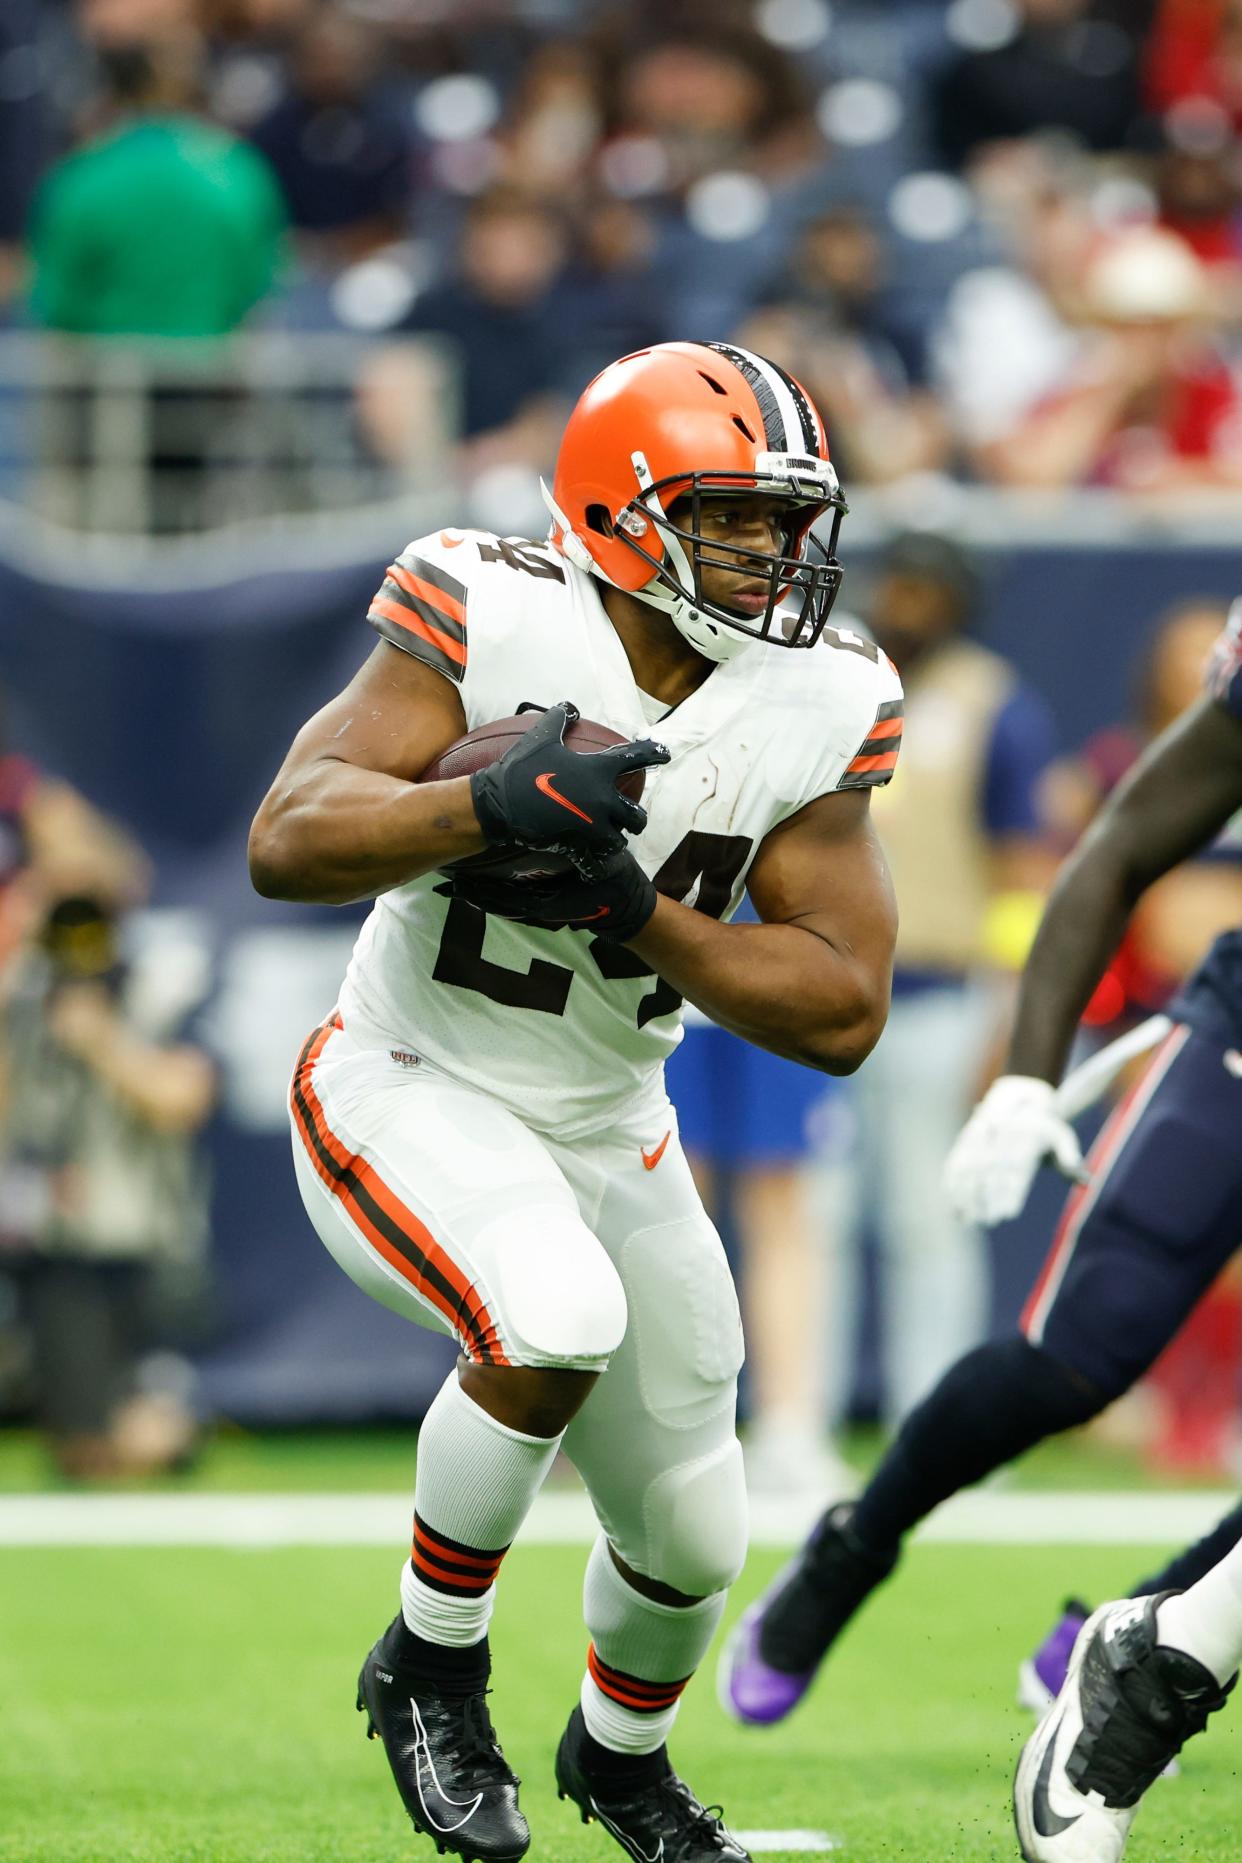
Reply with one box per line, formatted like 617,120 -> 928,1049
580,1533 -> 727,1754
400,1371 -> 562,1648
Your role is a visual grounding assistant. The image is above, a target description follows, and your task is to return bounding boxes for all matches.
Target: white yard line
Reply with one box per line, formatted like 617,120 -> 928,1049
0,1487 -> 1232,1548
736,1833 -> 838,1853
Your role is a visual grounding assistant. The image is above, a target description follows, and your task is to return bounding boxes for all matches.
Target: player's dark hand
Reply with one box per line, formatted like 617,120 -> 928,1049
469,701 -> 669,857
447,846 -> 658,944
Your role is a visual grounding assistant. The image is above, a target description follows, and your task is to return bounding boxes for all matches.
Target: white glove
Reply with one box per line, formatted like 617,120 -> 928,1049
944,1075 -> 1086,1227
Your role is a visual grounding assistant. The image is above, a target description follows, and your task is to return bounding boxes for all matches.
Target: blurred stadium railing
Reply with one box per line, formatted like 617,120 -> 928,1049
0,331 -> 458,537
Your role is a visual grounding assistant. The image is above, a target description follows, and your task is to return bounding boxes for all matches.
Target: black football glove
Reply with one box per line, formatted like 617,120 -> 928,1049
447,845 -> 657,944
469,700 -> 669,860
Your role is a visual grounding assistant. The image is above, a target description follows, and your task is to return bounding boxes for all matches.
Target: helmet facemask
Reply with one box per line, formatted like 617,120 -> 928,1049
609,453 -> 847,663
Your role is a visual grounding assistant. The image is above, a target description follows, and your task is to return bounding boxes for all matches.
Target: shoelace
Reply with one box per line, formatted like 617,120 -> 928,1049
434,1690 -> 520,1788
663,1780 -> 735,1853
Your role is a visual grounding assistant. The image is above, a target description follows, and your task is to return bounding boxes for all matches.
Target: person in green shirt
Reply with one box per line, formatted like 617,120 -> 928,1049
28,42 -> 287,339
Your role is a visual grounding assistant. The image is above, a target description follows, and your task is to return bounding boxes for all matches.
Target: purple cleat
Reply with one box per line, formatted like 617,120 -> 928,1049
1017,1599 -> 1090,1714
717,1595 -> 814,1726
718,1503 -> 898,1728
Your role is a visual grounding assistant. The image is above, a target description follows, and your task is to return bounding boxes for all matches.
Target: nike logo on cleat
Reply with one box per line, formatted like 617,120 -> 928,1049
534,772 -> 593,824
1032,1728 -> 1081,1839
589,1798 -> 664,1862
410,1699 -> 484,1835
641,1131 -> 671,1171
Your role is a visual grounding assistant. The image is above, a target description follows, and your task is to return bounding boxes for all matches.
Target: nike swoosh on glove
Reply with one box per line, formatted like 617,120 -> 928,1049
447,846 -> 658,944
470,700 -> 670,857
943,1075 -> 1085,1226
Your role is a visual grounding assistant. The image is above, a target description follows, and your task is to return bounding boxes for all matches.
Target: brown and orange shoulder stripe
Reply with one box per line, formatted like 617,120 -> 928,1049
839,696 -> 903,789
368,554 -> 469,683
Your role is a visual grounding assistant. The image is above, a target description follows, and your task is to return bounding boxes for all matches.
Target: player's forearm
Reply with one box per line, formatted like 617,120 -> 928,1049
630,898 -> 888,1074
249,761 -> 487,904
1006,838 -> 1137,1083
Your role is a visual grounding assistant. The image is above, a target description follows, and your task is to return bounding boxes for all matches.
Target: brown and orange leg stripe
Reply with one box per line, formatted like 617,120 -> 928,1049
586,1644 -> 694,1714
290,1017 -> 509,1366
410,1512 -> 510,1596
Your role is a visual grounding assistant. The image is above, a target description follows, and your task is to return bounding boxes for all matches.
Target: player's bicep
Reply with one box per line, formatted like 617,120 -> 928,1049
1095,696 -> 1242,887
747,788 -> 898,966
280,642 -> 468,785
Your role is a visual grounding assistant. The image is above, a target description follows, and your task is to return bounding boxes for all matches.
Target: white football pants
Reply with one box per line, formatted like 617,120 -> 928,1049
290,1013 -> 748,1597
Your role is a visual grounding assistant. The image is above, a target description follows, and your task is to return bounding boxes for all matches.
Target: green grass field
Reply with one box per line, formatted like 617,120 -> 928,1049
2,1535 -> 1240,1863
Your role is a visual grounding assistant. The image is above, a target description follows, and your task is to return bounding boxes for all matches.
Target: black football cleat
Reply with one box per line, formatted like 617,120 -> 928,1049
555,1704 -> 751,1861
719,1501 -> 897,1725
1013,1592 -> 1235,1862
357,1616 -> 530,1861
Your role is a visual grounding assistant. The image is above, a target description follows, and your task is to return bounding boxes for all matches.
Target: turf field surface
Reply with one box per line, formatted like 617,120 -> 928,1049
3,1540 -> 1239,1863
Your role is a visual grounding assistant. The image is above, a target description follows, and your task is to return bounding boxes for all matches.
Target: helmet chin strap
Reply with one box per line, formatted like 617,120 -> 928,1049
540,468 -> 757,666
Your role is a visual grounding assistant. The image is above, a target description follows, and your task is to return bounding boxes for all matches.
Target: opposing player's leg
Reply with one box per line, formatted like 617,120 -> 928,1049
291,1017 -> 628,1861
721,1023 -> 1242,1726
1013,1590 -> 1234,1863
553,1108 -> 752,1860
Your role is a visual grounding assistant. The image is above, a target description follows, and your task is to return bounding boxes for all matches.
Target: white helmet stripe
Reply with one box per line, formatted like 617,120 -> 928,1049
706,341 -> 815,455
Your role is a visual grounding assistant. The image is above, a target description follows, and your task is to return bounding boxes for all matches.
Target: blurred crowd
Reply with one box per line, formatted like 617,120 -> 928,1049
6,0 -> 1242,527
0,725 -> 214,1479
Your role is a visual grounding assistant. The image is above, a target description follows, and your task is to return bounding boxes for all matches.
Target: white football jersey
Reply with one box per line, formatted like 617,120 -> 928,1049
337,529 -> 903,1135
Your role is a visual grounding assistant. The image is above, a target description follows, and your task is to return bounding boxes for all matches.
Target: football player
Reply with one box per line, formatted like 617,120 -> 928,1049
249,341 -> 902,1863
719,598 -> 1242,1755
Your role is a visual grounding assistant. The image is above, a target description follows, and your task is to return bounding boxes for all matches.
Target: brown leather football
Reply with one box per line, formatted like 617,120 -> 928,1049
418,710 -> 645,880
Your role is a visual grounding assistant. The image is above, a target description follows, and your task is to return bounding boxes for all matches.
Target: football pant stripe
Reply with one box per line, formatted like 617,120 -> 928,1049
876,698 -> 903,721
291,1021 -> 508,1364
860,715 -> 903,742
1021,1024 -> 1191,1342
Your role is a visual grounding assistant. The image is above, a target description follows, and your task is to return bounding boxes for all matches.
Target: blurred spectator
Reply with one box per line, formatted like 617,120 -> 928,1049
830,532 -> 1057,1420
738,206 -> 948,487
932,140 -> 1097,475
0,688 -> 149,961
666,969 -> 851,1500
932,0 -> 1144,171
0,889 -> 215,1480
245,7 -> 412,270
551,198 -> 668,394
359,185 -> 569,514
1152,106 -> 1242,302
977,226 -> 1242,492
603,15 -> 819,191
28,35 -> 286,337
1146,0 -> 1242,129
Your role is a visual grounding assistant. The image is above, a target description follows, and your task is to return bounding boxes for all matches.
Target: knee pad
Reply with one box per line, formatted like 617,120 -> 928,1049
639,1437 -> 748,1598
481,1206 -> 628,1369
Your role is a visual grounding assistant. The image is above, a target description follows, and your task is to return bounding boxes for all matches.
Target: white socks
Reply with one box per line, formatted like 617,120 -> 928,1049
580,1532 -> 726,1754
1157,1539 -> 1242,1686
400,1372 -> 562,1648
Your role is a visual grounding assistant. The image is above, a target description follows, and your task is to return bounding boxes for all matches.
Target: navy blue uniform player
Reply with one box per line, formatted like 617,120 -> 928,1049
720,600 -> 1242,1727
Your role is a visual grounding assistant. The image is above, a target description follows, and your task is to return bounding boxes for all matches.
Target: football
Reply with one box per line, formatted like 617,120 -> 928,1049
418,710 -> 646,880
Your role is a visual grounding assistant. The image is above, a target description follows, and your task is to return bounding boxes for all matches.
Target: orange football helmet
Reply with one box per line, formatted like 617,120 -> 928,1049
544,340 -> 847,661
